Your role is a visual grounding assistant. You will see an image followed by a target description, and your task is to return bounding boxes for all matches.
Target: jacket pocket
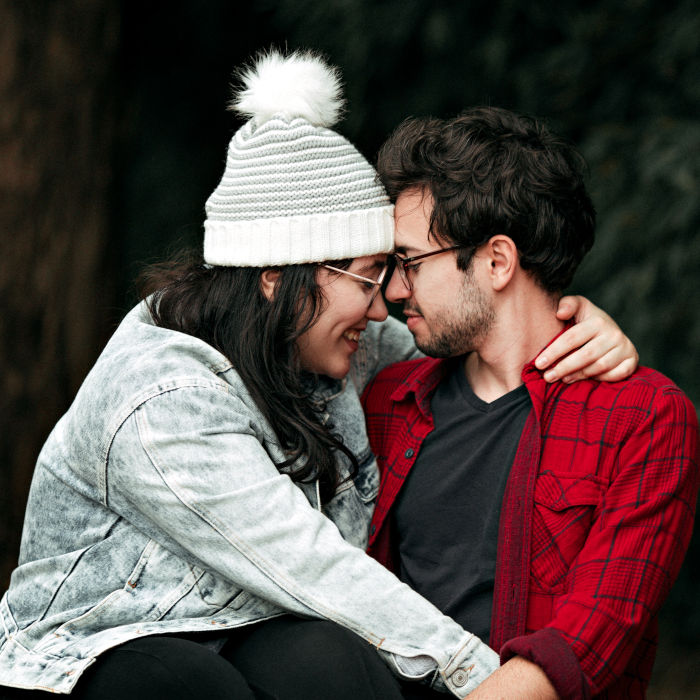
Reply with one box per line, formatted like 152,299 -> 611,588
321,449 -> 379,549
194,569 -> 250,611
352,448 -> 380,503
530,472 -> 605,592
331,447 -> 379,503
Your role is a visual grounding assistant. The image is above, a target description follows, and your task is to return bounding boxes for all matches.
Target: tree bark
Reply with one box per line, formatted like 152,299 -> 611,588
0,1 -> 120,586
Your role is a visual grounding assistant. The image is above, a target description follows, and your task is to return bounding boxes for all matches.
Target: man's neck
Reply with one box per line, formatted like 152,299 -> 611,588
464,295 -> 564,403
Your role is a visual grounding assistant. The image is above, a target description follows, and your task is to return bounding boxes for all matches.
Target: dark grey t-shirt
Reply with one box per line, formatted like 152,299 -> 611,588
394,361 -> 531,641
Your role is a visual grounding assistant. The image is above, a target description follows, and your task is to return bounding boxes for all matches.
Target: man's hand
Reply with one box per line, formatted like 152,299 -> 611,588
535,295 -> 638,383
467,656 -> 558,699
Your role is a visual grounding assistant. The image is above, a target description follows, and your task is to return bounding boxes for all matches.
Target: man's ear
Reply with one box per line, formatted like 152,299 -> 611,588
485,235 -> 518,291
260,269 -> 281,301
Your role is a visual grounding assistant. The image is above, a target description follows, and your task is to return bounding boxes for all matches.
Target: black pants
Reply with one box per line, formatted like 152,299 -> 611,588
0,617 -> 410,700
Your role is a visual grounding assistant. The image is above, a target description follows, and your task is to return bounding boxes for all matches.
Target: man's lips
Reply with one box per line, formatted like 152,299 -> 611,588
404,313 -> 423,331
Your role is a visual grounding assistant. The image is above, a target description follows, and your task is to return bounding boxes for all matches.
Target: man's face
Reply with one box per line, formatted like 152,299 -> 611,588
386,188 -> 494,358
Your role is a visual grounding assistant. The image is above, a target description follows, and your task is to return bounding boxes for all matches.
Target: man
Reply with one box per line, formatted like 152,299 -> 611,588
362,107 -> 699,698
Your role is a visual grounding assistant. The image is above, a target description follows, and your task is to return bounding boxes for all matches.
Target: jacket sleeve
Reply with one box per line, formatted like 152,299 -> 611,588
107,381 -> 499,697
501,384 -> 699,698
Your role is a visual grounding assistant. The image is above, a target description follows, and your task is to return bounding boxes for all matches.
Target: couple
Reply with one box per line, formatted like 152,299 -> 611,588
0,51 -> 696,700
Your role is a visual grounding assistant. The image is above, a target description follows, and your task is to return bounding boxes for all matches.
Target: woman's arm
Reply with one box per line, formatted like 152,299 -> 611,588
108,383 -> 498,697
535,295 -> 638,383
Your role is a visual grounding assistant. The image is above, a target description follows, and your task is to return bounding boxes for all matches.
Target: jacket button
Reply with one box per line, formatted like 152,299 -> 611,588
370,525 -> 376,535
452,668 -> 470,687
404,448 -> 414,458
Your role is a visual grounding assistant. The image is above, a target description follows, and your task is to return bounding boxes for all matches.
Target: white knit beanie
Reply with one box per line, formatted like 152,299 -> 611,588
203,50 -> 394,267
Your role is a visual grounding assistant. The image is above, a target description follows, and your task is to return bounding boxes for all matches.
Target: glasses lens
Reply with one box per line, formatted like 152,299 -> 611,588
393,254 -> 411,290
368,263 -> 389,308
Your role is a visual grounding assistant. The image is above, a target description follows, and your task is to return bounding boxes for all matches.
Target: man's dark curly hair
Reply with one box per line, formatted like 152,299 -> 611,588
377,106 -> 596,293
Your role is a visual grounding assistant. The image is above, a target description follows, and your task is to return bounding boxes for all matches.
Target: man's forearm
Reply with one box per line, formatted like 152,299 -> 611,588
468,656 -> 558,700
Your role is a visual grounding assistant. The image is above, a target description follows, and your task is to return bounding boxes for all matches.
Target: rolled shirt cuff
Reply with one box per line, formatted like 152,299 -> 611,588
500,627 -> 591,700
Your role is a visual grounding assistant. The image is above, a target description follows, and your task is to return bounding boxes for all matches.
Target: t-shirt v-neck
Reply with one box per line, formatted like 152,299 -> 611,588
394,361 -> 532,641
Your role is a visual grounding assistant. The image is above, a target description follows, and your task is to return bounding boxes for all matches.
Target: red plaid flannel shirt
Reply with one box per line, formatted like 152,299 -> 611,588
361,352 -> 699,699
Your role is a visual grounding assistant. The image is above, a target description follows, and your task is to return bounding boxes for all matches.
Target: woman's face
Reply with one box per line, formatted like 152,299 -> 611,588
297,254 -> 389,379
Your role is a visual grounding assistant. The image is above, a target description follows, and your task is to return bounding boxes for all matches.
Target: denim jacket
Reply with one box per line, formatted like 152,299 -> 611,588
0,303 -> 498,695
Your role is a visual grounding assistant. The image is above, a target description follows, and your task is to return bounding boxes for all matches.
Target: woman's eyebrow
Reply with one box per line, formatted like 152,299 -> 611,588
356,260 -> 384,275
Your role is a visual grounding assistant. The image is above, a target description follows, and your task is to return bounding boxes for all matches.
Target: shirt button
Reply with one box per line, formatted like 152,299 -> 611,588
404,448 -> 414,458
451,668 -> 470,687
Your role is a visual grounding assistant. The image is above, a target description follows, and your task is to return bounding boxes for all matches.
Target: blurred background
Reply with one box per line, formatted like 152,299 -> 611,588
1,0 -> 698,695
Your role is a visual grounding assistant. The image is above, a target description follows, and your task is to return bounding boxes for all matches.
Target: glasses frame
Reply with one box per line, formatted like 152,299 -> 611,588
321,262 -> 389,310
392,244 -> 467,290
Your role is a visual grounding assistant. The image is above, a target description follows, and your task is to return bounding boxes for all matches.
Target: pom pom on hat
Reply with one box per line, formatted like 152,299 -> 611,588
203,49 -> 394,267
232,49 -> 344,128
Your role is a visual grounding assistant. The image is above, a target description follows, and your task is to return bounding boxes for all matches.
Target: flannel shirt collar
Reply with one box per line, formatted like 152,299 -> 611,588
388,357 -> 452,420
521,322 -> 574,418
389,322 -> 572,419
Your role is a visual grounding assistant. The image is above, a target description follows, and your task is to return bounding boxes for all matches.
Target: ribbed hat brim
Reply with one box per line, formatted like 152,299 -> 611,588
204,205 -> 395,266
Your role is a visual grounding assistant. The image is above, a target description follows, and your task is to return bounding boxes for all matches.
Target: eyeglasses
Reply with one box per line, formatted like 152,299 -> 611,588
392,245 -> 468,290
322,263 -> 389,309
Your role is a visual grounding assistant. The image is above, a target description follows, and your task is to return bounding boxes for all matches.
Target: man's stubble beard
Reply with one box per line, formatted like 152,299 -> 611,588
412,269 -> 495,359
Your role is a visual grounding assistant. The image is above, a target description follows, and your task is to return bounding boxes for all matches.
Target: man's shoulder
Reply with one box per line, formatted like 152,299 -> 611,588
555,365 -> 697,429
617,365 -> 684,390
568,365 -> 690,401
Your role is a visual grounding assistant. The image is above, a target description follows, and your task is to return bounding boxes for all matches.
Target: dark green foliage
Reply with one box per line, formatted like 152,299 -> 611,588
578,118 -> 700,402
117,0 -> 699,668
259,0 -> 700,410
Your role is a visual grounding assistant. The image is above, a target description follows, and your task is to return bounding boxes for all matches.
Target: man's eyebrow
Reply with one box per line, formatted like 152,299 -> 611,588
394,244 -> 423,257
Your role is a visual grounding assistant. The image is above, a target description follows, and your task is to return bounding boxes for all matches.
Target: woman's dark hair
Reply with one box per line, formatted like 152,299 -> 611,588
138,252 -> 358,502
377,106 -> 596,293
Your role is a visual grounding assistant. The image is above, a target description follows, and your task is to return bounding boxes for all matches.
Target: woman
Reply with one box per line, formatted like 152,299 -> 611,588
0,51 -> 636,700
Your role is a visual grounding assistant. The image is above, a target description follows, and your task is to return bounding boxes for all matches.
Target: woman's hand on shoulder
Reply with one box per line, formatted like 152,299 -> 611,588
535,295 -> 639,383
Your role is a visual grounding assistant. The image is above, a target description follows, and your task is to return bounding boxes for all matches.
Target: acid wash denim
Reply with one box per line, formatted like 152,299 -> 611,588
0,302 -> 499,696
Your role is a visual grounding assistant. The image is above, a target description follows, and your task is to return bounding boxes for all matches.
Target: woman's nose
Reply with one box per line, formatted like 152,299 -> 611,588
366,292 -> 388,322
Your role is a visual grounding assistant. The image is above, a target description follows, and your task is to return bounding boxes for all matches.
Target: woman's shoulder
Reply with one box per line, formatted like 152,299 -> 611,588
114,301 -> 234,378
61,303 -> 253,444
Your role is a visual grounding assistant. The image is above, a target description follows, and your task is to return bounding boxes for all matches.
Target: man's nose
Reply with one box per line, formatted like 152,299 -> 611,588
385,266 -> 410,303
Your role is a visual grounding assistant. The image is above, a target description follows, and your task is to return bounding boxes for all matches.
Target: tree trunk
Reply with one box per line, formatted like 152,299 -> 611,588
0,1 -> 120,586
